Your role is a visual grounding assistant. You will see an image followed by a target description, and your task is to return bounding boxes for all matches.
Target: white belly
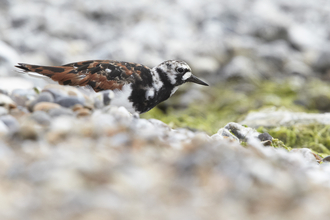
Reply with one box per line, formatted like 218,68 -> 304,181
110,84 -> 136,113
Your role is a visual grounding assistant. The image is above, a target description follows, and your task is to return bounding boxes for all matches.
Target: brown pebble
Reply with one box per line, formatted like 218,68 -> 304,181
33,102 -> 61,112
71,104 -> 84,112
76,108 -> 91,117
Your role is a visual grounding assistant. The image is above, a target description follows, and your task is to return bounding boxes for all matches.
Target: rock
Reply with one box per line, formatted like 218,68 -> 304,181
0,94 -> 16,110
322,155 -> 330,163
258,132 -> 272,141
33,102 -> 61,112
0,120 -> 8,135
288,25 -> 323,50
41,88 -> 68,102
75,108 -> 91,117
10,89 -> 36,107
0,115 -> 20,133
291,148 -> 322,164
18,122 -> 39,140
56,96 -> 85,108
71,104 -> 84,112
48,107 -> 74,118
240,108 -> 330,128
28,92 -> 55,111
258,132 -> 273,146
224,122 -> 260,142
212,128 -> 240,142
284,60 -> 312,77
0,107 -> 8,116
313,51 -> 330,72
30,111 -> 51,125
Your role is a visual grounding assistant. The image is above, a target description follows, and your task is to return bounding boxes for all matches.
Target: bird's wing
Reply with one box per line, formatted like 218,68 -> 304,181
16,60 -> 151,92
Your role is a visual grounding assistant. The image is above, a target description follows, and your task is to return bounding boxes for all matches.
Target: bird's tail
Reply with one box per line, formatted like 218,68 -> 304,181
15,63 -> 85,86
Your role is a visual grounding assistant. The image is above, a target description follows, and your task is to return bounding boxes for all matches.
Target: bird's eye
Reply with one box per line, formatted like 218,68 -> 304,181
177,67 -> 184,73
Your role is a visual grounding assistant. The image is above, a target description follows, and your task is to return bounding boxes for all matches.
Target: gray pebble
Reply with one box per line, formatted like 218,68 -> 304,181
56,96 -> 84,108
0,115 -> 20,133
258,132 -> 273,142
48,107 -> 74,118
314,51 -> 330,72
10,89 -> 36,107
30,111 -> 51,126
42,89 -> 67,101
322,155 -> 330,163
28,92 -> 54,111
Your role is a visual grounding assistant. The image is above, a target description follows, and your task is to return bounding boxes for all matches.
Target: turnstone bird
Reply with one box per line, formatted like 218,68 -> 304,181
15,60 -> 209,113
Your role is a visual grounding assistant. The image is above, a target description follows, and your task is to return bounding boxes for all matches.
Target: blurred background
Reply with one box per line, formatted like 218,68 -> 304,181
3,1 -> 330,219
2,0 -> 330,132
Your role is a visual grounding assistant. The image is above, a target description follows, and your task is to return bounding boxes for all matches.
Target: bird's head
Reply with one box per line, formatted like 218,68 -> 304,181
155,60 -> 209,86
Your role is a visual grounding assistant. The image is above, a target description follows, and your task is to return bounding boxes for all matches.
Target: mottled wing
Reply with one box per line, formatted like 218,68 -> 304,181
15,60 -> 151,92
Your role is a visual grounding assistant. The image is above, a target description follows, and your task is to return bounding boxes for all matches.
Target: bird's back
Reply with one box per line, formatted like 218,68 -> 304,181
16,60 -> 152,92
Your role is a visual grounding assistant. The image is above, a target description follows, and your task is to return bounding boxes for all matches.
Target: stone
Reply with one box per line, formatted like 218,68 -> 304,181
224,122 -> 260,142
291,148 -> 322,164
75,108 -> 91,117
0,93 -> 16,110
313,51 -> 330,72
42,88 -> 68,102
258,132 -> 273,142
30,111 -> 51,125
56,96 -> 85,108
48,107 -> 74,118
0,120 -> 8,135
0,115 -> 20,133
28,92 -> 55,111
71,104 -> 84,112
0,107 -> 8,116
240,108 -> 330,128
33,102 -> 61,112
10,89 -> 36,107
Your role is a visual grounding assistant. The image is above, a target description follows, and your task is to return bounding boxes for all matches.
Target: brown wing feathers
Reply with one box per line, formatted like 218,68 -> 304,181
15,60 -> 143,92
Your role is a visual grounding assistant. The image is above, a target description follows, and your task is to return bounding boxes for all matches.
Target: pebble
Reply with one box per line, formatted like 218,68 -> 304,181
30,111 -> 52,125
48,107 -> 74,118
10,89 -> 36,107
224,122 -> 261,142
240,108 -> 330,128
291,148 -> 322,164
0,115 -> 20,133
42,88 -> 68,102
75,108 -> 91,117
322,155 -> 330,163
0,94 -> 16,110
33,102 -> 61,112
28,92 -> 55,111
56,96 -> 85,108
0,120 -> 8,135
0,107 -> 8,116
71,104 -> 84,112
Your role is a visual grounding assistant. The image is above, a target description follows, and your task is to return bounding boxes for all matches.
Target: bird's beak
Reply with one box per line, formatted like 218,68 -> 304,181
186,75 -> 209,86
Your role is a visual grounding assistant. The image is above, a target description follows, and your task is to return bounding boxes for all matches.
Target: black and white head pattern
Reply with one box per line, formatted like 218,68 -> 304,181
154,60 -> 193,86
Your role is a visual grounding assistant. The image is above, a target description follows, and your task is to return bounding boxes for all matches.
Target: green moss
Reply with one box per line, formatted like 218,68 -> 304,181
142,78 -> 330,154
258,124 -> 330,154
